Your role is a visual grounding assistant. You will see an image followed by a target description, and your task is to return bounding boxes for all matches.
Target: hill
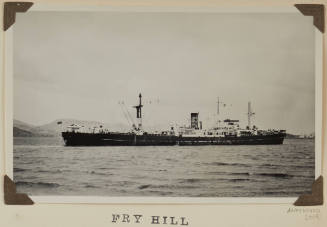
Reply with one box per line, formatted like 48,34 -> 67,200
13,118 -> 130,137
13,119 -> 36,132
13,119 -> 57,137
285,133 -> 300,139
13,127 -> 34,137
39,119 -> 130,133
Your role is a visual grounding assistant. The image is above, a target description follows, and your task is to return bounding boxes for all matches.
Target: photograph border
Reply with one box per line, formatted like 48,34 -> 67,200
2,2 -> 324,205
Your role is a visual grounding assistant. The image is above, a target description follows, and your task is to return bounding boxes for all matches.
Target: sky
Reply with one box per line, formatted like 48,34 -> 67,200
14,11 -> 315,134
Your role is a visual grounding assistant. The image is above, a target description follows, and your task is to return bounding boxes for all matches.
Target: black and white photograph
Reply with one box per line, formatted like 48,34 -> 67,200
12,10 -> 317,198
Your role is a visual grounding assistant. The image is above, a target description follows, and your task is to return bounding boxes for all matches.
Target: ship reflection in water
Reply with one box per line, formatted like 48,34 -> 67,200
62,94 -> 286,146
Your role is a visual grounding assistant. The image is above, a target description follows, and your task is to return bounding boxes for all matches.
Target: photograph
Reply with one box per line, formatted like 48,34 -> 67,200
13,10 -> 316,198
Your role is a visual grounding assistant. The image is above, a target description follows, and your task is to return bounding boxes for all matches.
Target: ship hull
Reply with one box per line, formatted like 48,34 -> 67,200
62,132 -> 177,146
177,134 -> 285,146
62,132 -> 285,146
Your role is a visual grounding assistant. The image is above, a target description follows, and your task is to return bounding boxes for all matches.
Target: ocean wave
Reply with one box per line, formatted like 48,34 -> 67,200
138,184 -> 198,190
256,173 -> 292,178
138,184 -> 151,189
260,163 -> 313,169
260,163 -> 278,167
84,183 -> 99,188
208,171 -> 251,176
208,162 -> 251,167
14,168 -> 26,172
228,178 -> 250,182
182,178 -> 202,183
15,181 -> 60,188
88,170 -> 111,176
230,172 -> 251,176
179,178 -> 246,184
37,169 -> 65,174
146,190 -> 174,196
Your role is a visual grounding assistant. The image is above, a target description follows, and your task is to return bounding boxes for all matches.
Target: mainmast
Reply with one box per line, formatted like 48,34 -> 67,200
216,97 -> 222,127
247,102 -> 255,129
133,93 -> 143,130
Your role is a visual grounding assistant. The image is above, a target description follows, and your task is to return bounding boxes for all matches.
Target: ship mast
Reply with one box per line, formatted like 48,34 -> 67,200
216,97 -> 221,127
247,102 -> 255,129
133,93 -> 143,130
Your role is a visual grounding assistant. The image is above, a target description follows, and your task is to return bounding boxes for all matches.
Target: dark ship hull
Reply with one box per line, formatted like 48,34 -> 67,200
62,131 -> 285,146
62,131 -> 177,146
177,134 -> 285,146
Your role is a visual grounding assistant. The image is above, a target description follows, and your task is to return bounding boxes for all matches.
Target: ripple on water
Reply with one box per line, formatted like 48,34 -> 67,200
14,138 -> 315,197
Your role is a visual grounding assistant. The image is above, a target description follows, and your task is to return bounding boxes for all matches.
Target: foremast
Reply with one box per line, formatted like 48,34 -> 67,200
133,93 -> 143,130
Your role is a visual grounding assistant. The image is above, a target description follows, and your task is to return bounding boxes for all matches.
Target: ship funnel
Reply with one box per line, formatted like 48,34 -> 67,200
191,113 -> 199,129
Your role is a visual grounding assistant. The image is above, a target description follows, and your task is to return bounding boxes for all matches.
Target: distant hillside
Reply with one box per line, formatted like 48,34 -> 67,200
285,133 -> 300,139
13,119 -> 36,132
13,127 -> 34,137
39,119 -> 130,133
13,118 -> 130,137
14,119 -> 57,137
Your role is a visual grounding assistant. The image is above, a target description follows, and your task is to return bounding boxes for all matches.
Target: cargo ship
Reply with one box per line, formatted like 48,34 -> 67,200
62,94 -> 286,146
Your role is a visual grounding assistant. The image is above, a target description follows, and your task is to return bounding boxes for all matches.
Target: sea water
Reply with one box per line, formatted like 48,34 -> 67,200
13,137 -> 315,197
